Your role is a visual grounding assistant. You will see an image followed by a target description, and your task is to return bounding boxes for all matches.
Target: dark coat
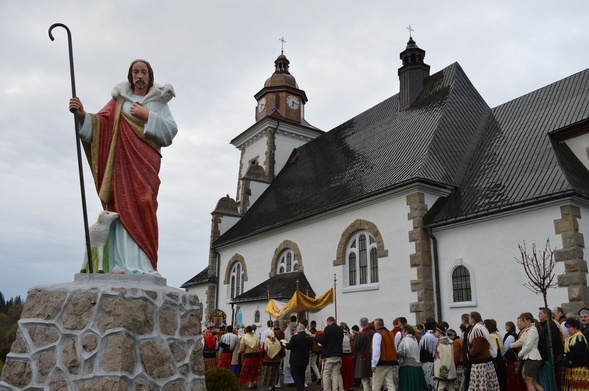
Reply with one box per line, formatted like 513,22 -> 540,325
315,322 -> 344,358
286,331 -> 313,367
352,329 -> 374,378
539,319 -> 564,360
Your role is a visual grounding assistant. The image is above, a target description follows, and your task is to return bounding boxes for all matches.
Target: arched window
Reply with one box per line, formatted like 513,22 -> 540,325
254,310 -> 260,323
452,265 -> 472,302
277,249 -> 298,274
230,263 -> 244,299
346,231 -> 378,287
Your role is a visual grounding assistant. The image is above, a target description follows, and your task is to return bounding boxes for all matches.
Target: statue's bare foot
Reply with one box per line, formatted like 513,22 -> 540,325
80,269 -> 87,273
98,270 -> 104,274
111,270 -> 124,275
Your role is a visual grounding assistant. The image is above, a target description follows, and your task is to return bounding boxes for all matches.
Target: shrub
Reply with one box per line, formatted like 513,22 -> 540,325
205,367 -> 240,391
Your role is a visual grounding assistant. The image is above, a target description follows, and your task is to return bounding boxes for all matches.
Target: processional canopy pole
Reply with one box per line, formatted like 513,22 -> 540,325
48,23 -> 93,273
333,274 -> 337,321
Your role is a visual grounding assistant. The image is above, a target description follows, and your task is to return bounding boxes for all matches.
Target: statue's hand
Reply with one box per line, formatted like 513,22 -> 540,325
69,97 -> 85,122
130,102 -> 149,121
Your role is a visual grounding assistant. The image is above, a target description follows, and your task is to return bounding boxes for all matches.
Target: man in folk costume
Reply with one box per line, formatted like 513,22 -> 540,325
420,318 -> 439,391
239,325 -> 261,389
467,311 -> 500,391
352,317 -> 375,391
202,328 -> 219,372
218,325 -> 238,370
433,323 -> 457,391
370,318 -> 398,391
69,59 -> 177,275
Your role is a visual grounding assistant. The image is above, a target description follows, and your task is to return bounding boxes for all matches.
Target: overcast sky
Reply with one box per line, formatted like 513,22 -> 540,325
1,0 -> 588,300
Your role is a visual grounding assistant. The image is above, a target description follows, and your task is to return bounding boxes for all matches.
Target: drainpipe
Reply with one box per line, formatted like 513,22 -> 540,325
215,250 -> 220,310
428,227 -> 442,322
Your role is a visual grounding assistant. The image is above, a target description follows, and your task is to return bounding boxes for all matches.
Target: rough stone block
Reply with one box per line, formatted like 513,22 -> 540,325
180,312 -> 201,337
62,291 -> 98,330
0,359 -> 32,388
563,259 -> 588,273
61,338 -> 80,375
101,334 -> 135,374
140,341 -> 174,379
27,325 -> 59,349
555,247 -> 584,262
78,378 -> 128,391
560,204 -> 581,218
406,193 -> 425,205
97,297 -> 155,335
561,232 -> 585,248
81,333 -> 98,352
159,304 -> 179,335
554,218 -> 578,234
558,272 -> 588,287
21,289 -> 67,321
36,348 -> 56,383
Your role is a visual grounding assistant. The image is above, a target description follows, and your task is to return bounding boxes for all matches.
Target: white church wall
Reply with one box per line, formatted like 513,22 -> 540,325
434,203 -> 569,332
216,191 -> 425,328
274,133 -> 308,174
219,215 -> 240,236
565,134 -> 589,172
240,138 -> 267,178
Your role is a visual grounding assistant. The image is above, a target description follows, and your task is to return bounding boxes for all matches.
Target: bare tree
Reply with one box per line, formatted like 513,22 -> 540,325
516,239 -> 558,308
515,239 -> 558,390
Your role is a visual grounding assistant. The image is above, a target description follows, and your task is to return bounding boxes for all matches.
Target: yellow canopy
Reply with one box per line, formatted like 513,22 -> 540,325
266,288 -> 334,319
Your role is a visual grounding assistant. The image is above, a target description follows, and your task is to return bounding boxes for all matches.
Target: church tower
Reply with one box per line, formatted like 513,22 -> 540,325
398,33 -> 430,110
231,48 -> 323,215
254,50 -> 308,123
190,48 -> 324,319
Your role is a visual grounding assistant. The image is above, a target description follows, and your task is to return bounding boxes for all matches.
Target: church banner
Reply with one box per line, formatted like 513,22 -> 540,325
265,288 -> 334,319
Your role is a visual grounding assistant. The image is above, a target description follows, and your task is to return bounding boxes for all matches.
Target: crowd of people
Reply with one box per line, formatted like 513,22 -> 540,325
202,307 -> 589,391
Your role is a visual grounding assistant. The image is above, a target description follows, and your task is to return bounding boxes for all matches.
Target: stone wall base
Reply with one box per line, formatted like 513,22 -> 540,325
0,274 -> 206,391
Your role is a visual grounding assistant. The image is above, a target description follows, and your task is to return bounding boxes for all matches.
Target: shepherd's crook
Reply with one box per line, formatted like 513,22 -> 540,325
48,23 -> 93,273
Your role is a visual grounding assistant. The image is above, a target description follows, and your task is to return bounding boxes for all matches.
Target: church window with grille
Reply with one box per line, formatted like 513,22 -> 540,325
277,249 -> 298,274
230,263 -> 244,299
346,232 -> 378,286
452,265 -> 472,302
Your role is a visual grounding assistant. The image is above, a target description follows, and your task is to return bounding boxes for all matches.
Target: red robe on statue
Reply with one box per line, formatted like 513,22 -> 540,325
83,99 -> 162,270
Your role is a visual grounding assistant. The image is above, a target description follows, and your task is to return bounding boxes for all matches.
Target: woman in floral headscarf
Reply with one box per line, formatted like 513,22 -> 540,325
259,330 -> 285,391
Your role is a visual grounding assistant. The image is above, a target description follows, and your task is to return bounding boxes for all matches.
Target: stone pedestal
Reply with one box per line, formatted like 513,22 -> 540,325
0,274 -> 206,391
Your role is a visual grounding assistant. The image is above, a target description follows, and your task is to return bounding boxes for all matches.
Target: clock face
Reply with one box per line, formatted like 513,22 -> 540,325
287,95 -> 300,110
257,97 -> 266,112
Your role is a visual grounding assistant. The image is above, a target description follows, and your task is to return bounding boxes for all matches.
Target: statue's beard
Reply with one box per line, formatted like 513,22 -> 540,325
134,80 -> 147,89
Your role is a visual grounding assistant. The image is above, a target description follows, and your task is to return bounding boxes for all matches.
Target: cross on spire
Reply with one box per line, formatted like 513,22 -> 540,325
279,37 -> 286,54
406,25 -> 414,39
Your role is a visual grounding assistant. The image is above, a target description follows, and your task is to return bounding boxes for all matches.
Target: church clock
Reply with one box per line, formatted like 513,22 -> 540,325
257,97 -> 266,112
287,95 -> 300,110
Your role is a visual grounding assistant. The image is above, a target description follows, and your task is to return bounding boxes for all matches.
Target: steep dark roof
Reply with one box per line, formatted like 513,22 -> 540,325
426,68 -> 589,226
215,63 -> 490,247
229,271 -> 316,304
181,267 -> 217,289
